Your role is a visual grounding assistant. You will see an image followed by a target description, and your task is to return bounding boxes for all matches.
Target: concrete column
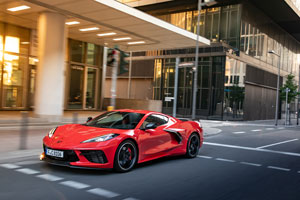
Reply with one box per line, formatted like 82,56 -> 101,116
35,12 -> 66,122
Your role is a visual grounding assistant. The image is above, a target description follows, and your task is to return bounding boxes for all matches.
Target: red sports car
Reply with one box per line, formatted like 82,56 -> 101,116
41,109 -> 203,172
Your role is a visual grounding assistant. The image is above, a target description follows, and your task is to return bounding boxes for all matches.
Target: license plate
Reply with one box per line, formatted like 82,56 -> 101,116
45,148 -> 64,158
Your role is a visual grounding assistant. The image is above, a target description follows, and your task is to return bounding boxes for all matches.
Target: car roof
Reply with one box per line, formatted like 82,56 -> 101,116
113,109 -> 160,115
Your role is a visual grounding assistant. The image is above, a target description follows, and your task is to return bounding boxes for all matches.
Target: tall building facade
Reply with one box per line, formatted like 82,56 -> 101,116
120,0 -> 300,120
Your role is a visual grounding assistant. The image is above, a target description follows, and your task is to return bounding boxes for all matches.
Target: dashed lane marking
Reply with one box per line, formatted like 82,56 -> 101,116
197,155 -> 212,159
267,166 -> 291,172
256,139 -> 299,149
204,142 -> 300,157
0,163 -> 21,169
215,158 -> 235,163
60,181 -> 90,189
36,174 -> 64,182
277,127 -> 285,130
233,131 -> 246,134
2,165 -> 139,200
16,168 -> 39,175
265,128 -> 275,130
240,162 -> 262,167
14,160 -> 41,165
251,129 -> 262,132
87,188 -> 120,198
198,156 -> 296,173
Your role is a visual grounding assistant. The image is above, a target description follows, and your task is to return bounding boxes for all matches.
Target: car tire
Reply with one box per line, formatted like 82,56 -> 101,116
186,133 -> 200,158
114,140 -> 137,172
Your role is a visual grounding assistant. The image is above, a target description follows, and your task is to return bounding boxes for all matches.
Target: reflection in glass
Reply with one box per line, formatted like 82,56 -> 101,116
70,39 -> 84,63
68,65 -> 84,109
86,43 -> 99,66
86,68 -> 97,109
2,54 -> 24,107
223,57 -> 245,119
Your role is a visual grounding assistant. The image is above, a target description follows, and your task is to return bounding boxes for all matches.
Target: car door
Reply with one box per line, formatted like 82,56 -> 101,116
138,114 -> 177,160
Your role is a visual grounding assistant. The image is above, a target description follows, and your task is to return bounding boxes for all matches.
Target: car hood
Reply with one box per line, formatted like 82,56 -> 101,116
45,124 -> 131,148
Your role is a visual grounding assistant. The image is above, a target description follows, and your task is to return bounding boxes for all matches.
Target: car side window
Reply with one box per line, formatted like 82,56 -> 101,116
141,114 -> 169,129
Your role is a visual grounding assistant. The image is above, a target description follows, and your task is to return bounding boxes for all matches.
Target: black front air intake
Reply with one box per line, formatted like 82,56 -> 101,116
80,150 -> 108,164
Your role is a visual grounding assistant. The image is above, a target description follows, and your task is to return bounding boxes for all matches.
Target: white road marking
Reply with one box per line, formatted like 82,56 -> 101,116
277,127 -> 285,129
267,166 -> 291,171
251,129 -> 262,132
36,174 -> 63,182
215,158 -> 235,163
60,181 -> 90,189
257,139 -> 299,149
197,155 -> 212,159
240,162 -> 262,167
87,188 -> 120,198
16,168 -> 39,175
14,160 -> 41,165
204,142 -> 300,157
265,128 -> 274,130
233,131 -> 245,134
298,171 -> 300,174
0,163 -> 21,169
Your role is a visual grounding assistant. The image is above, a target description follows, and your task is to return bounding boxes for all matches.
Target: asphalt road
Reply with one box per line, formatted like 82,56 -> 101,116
0,124 -> 300,200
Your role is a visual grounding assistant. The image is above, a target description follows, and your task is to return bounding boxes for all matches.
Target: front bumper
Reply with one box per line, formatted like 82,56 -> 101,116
42,143 -> 116,169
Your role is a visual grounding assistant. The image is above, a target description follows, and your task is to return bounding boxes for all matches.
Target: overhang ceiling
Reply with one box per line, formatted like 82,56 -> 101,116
250,0 -> 300,42
0,0 -> 210,51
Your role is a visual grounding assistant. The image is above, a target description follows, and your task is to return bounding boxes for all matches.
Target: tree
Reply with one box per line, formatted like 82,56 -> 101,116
280,74 -> 299,103
279,74 -> 300,124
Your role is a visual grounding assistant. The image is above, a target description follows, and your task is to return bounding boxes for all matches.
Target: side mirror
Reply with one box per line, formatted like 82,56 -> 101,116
87,117 -> 93,122
144,123 -> 157,130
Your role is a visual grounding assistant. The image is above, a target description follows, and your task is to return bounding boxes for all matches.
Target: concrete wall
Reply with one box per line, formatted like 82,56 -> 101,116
104,78 -> 153,100
103,98 -> 162,112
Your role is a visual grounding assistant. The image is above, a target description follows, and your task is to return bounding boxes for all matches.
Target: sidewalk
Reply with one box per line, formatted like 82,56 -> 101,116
0,110 -> 104,128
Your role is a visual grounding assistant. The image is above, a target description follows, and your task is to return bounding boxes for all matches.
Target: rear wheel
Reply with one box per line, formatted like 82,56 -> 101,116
186,133 -> 200,158
114,140 -> 137,172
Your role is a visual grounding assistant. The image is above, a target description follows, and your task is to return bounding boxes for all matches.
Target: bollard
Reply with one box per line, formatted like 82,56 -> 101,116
73,112 -> 78,124
19,111 -> 29,150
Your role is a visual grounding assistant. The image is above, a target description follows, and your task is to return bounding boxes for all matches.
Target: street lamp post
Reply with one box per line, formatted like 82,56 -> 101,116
268,49 -> 281,126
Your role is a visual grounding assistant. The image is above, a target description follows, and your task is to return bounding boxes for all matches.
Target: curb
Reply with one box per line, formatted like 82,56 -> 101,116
0,149 -> 41,162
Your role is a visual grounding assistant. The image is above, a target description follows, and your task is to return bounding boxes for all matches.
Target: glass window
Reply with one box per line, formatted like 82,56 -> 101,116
87,111 -> 145,130
229,11 -> 238,38
141,114 -> 169,129
86,68 -> 97,109
5,24 -> 29,55
205,14 -> 212,39
2,54 -> 27,107
86,43 -> 99,66
69,39 -> 85,63
68,65 -> 84,109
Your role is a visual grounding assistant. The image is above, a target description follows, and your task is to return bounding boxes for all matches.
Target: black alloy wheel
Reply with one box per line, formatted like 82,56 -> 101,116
186,133 -> 200,158
114,140 -> 137,172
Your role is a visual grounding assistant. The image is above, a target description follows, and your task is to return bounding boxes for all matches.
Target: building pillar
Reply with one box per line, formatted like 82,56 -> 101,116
34,12 -> 66,122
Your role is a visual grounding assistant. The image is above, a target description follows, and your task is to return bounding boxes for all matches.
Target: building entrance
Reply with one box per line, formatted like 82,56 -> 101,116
67,64 -> 98,110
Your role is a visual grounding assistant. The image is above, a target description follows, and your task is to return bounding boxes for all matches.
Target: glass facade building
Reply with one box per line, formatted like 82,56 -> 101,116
0,21 -> 104,111
146,2 -> 300,120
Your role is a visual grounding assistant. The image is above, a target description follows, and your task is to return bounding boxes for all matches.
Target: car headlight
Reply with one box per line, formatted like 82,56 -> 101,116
48,127 -> 57,138
81,133 -> 119,143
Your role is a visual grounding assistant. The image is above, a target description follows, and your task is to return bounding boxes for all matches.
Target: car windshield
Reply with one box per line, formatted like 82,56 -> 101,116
86,111 -> 145,130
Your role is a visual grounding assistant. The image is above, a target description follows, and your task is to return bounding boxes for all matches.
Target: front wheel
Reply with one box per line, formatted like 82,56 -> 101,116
186,133 -> 200,158
114,140 -> 137,172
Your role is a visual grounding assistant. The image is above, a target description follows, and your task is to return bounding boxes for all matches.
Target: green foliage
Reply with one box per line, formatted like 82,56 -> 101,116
280,74 -> 300,103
